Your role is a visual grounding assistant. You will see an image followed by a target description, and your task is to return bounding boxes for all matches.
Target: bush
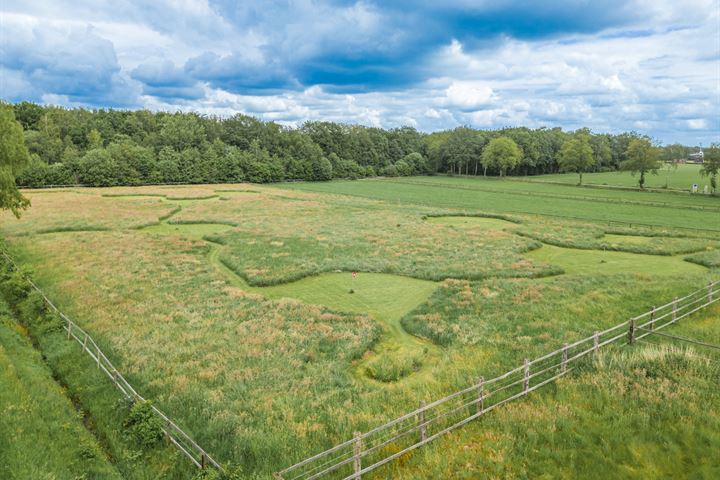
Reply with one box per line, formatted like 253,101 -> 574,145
124,400 -> 165,448
0,264 -> 32,305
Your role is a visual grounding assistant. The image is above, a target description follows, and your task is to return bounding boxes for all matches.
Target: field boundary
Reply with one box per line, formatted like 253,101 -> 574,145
0,250 -> 223,474
276,280 -> 719,480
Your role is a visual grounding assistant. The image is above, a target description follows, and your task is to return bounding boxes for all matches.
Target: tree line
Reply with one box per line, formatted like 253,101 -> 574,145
3,101 -> 717,192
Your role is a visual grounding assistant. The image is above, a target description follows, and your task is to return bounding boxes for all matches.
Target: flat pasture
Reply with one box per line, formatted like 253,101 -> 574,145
517,163 -> 710,191
0,175 -> 718,478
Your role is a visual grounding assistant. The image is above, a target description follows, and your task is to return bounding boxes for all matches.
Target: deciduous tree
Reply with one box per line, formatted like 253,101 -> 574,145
0,104 -> 31,217
621,138 -> 660,189
701,143 -> 720,193
481,137 -> 522,177
557,133 -> 596,185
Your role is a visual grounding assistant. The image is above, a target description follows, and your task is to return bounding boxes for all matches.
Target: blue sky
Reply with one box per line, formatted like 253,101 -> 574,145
1,0 -> 718,144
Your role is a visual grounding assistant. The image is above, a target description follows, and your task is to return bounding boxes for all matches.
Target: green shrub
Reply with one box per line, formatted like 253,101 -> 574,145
124,400 -> 165,448
0,263 -> 32,305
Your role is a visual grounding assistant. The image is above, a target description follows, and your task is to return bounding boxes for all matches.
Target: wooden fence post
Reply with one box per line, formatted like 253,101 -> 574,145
561,343 -> 568,373
523,359 -> 530,393
593,331 -> 599,355
418,400 -> 427,442
477,377 -> 484,414
672,297 -> 678,321
709,282 -> 714,302
67,320 -> 71,340
650,306 -> 656,331
627,318 -> 635,344
353,432 -> 363,479
83,333 -> 88,353
201,454 -> 206,469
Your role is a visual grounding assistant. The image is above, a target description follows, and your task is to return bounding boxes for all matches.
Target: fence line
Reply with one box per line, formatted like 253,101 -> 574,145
277,280 -> 720,480
0,251 -> 223,473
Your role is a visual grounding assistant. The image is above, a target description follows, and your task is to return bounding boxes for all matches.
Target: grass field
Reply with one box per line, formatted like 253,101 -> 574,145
0,175 -> 718,478
0,298 -> 122,480
517,163 -> 711,191
283,176 -> 720,231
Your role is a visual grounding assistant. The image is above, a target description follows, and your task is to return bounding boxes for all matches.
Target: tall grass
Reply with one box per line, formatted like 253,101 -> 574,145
388,342 -> 720,479
0,182 -> 717,477
0,298 -> 123,479
0,257 -> 193,479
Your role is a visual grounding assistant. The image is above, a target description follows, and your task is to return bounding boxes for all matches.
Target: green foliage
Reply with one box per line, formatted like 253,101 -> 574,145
87,128 -> 104,149
192,465 -> 247,480
557,132 -> 596,184
124,400 -> 166,448
621,138 -> 661,189
700,143 -> 719,192
0,104 -> 31,217
481,136 -> 522,177
10,101 -> 696,189
0,297 -> 123,480
0,259 -> 190,478
160,114 -> 207,151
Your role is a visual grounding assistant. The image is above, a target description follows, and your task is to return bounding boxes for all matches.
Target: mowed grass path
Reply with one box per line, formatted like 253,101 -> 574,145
526,244 -> 706,276
139,207 -> 442,383
284,177 -> 720,231
208,242 -> 441,382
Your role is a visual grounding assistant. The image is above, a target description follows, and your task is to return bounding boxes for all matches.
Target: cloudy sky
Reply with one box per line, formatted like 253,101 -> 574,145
1,0 -> 718,144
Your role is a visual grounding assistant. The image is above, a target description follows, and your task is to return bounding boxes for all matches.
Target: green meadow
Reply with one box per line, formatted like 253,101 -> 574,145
0,175 -> 718,478
0,298 -> 122,480
518,163 -> 710,191
283,176 -> 720,231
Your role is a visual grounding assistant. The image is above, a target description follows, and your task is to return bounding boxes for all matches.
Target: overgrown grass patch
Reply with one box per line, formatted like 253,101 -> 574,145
515,220 -> 719,255
389,342 -> 720,479
0,257 -> 191,479
364,349 -> 425,382
0,298 -> 123,480
685,250 -> 720,268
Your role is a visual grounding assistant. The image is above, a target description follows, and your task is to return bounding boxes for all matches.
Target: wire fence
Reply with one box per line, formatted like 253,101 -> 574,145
0,251 -> 223,473
276,279 -> 720,480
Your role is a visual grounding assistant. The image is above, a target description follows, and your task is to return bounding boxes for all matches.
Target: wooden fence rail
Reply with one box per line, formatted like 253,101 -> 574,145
0,251 -> 223,473
276,280 -> 720,480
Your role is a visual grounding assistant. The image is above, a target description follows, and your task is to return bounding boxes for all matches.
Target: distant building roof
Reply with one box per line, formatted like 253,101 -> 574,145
688,151 -> 704,162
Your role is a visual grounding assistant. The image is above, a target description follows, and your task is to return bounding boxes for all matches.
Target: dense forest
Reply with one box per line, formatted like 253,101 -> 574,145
8,101 -> 698,188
